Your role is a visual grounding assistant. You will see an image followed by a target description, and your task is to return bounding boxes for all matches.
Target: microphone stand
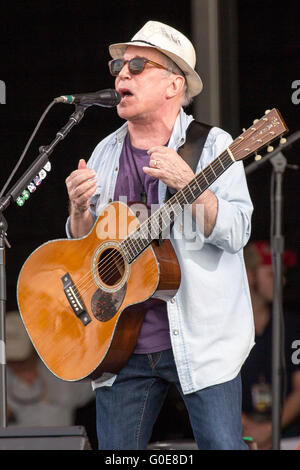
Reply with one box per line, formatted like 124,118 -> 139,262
245,132 -> 300,450
270,151 -> 286,450
0,105 -> 86,428
0,216 -> 8,427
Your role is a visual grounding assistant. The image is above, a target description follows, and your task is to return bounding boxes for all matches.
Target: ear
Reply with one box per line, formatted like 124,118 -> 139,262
166,75 -> 185,100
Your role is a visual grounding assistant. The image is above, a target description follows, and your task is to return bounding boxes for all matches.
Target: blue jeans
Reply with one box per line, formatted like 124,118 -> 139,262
95,348 -> 248,450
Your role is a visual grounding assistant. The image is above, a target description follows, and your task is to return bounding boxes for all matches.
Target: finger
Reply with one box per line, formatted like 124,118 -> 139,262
147,146 -> 168,155
143,166 -> 159,177
78,158 -> 87,169
69,178 -> 97,200
149,159 -> 160,169
66,177 -> 96,203
66,168 -> 96,189
74,185 -> 97,208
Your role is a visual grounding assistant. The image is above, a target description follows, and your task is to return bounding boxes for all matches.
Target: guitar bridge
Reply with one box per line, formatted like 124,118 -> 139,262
61,273 -> 91,326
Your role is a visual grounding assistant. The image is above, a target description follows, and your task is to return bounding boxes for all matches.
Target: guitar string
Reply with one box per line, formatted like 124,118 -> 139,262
72,129 -> 269,296
72,124 -> 275,295
73,147 -> 238,294
94,153 -> 234,288
72,125 -> 272,296
73,148 -> 233,294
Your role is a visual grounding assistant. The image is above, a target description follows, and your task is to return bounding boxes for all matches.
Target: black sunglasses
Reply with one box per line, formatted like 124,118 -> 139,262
108,57 -> 169,76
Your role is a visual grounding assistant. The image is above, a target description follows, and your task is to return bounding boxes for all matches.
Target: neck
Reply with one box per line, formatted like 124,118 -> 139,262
128,106 -> 180,149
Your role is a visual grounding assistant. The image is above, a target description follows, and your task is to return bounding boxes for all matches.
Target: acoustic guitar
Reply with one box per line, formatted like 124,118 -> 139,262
17,109 -> 288,381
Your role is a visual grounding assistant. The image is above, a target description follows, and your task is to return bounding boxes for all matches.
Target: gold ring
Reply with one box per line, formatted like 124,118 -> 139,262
153,160 -> 157,167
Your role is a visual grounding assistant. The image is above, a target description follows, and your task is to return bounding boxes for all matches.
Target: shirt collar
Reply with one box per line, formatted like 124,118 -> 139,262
112,107 -> 192,147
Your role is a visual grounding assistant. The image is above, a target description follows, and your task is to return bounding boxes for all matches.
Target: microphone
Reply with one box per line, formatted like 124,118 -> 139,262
54,88 -> 121,108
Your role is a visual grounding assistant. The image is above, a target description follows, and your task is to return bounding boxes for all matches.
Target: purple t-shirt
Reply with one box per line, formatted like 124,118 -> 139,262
114,133 -> 172,354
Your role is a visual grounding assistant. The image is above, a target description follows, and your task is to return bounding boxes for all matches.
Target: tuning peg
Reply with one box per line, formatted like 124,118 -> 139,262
253,119 -> 259,124
280,138 -> 287,145
255,155 -> 262,161
242,128 -> 247,133
267,146 -> 274,153
265,110 -> 271,115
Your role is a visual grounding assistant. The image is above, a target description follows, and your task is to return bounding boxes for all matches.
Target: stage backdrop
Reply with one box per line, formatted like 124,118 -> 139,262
0,0 -> 299,311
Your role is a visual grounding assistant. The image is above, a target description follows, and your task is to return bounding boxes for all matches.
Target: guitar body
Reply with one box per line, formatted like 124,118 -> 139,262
17,201 -> 181,381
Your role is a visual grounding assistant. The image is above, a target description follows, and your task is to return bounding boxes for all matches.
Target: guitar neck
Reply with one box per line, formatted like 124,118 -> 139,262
121,148 -> 234,263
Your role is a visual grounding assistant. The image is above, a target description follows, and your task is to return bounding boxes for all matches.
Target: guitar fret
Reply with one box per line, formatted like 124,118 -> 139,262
202,172 -> 209,186
121,242 -> 131,261
205,167 -> 216,184
124,151 -> 235,263
149,216 -> 160,236
125,239 -> 138,260
160,213 -> 169,228
181,191 -> 189,203
168,200 -> 183,218
187,183 -> 196,199
193,179 -> 202,194
210,165 -> 217,177
222,152 -> 234,168
133,230 -> 145,250
183,186 -> 194,205
218,156 -> 225,170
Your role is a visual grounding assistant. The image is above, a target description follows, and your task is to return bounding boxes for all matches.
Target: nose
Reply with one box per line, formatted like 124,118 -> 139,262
118,61 -> 131,80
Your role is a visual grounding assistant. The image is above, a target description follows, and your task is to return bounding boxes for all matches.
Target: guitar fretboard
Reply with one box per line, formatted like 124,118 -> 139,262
120,149 -> 234,263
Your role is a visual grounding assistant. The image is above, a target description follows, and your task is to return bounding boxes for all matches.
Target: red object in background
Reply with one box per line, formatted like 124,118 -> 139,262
253,241 -> 297,268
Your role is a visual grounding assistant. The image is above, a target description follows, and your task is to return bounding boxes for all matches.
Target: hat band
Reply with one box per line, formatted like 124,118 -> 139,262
130,39 -> 158,47
129,40 -> 185,76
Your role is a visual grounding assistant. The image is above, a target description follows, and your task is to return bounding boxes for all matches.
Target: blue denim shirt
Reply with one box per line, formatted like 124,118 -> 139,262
67,108 -> 255,394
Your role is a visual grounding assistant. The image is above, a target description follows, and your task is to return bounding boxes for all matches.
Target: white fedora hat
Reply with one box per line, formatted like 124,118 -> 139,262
109,21 -> 203,98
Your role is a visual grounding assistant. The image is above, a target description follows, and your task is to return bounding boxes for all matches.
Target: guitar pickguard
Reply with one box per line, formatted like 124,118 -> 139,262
91,284 -> 127,322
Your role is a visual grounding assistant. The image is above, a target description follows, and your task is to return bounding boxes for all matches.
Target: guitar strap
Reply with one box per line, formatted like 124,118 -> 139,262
165,119 -> 212,202
161,120 -> 212,241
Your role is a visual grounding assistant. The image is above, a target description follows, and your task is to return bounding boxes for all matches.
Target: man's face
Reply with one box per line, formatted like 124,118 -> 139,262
114,46 -> 172,122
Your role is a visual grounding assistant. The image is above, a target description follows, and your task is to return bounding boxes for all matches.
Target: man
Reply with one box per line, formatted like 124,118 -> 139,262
242,241 -> 300,449
65,21 -> 254,450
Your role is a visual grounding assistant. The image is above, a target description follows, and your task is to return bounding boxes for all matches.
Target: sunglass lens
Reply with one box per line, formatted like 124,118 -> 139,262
129,58 -> 145,74
110,59 -> 124,76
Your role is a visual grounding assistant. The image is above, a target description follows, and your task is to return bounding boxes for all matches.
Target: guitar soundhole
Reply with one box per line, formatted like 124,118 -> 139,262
98,248 -> 125,287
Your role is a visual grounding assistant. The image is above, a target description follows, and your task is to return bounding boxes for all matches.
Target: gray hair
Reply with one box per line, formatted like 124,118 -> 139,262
162,55 -> 193,107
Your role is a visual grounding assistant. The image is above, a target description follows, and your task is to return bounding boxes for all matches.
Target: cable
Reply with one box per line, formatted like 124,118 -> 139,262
0,100 -> 57,198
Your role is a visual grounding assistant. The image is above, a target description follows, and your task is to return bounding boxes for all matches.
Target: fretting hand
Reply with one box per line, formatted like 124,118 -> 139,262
143,146 -> 195,191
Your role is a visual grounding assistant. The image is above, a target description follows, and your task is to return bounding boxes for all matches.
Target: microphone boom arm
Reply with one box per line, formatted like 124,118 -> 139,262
0,105 -> 86,213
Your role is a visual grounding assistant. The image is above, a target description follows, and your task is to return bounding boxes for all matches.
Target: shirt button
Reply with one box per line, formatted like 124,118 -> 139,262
170,298 -> 175,303
173,329 -> 179,336
115,167 -> 118,171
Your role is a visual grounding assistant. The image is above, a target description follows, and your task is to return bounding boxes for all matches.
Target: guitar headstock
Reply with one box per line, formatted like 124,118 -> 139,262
230,109 -> 288,162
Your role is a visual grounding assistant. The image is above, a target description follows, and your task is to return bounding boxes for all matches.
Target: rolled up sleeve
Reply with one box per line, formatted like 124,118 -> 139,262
197,128 -> 253,253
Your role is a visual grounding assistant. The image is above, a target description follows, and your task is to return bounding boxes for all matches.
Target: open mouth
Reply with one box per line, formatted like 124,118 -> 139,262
119,89 -> 134,100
